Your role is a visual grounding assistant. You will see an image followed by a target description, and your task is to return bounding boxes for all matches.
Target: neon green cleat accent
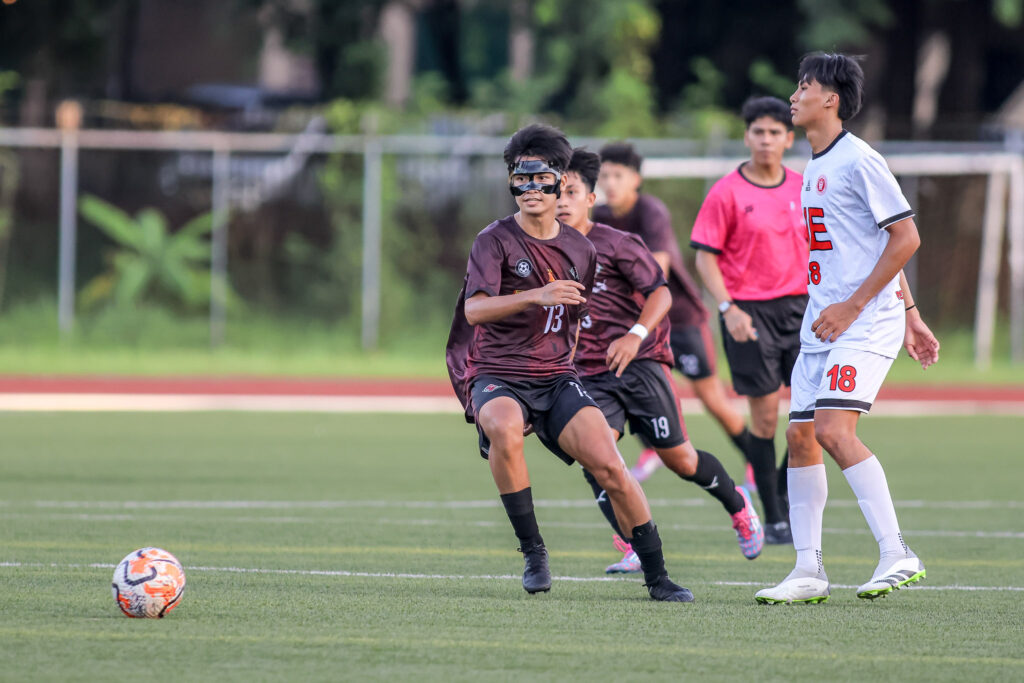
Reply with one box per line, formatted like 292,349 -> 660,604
856,555 -> 926,599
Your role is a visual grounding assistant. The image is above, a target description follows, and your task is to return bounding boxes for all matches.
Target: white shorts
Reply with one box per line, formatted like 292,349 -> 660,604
788,348 -> 894,422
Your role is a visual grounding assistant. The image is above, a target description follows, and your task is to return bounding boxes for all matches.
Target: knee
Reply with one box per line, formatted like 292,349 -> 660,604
786,422 -> 815,454
479,412 -> 524,455
813,420 -> 847,454
589,459 -> 630,495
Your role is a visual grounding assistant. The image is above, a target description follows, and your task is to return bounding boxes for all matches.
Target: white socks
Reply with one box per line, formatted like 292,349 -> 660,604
788,464 -> 828,577
843,455 -> 907,557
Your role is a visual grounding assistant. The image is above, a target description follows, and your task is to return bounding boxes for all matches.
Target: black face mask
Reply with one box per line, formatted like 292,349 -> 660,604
508,159 -> 563,198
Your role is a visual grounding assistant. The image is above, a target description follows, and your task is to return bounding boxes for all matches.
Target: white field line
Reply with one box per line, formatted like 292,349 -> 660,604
1,393 -> 1023,416
1,561 -> 1021,592
14,498 -> 1024,510
3,510 -> 1021,539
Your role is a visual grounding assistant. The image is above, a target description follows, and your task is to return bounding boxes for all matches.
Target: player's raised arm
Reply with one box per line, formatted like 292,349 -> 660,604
465,281 -> 586,325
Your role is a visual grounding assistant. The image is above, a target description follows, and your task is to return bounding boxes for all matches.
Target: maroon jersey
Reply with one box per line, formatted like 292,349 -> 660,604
446,216 -> 597,418
593,194 -> 708,327
574,223 -> 673,376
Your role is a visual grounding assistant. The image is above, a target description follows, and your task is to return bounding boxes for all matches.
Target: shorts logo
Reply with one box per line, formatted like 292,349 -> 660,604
482,384 -> 501,393
514,259 -> 533,278
679,353 -> 700,376
816,175 -> 827,194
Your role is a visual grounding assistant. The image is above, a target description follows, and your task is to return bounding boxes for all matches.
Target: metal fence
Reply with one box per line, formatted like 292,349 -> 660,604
0,125 -> 1022,367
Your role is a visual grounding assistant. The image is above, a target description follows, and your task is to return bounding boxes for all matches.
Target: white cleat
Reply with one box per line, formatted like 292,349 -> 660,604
857,553 -> 926,600
755,572 -> 830,605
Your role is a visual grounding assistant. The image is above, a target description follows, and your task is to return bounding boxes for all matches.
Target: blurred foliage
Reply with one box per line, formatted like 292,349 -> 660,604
0,151 -> 19,308
78,195 -> 224,312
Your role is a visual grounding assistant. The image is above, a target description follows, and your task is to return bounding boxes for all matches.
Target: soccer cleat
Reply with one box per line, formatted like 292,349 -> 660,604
856,552 -> 926,600
731,486 -> 764,560
755,571 -> 830,605
646,575 -> 694,603
605,534 -> 642,574
518,541 -> 551,594
630,448 -> 664,483
764,520 -> 793,545
744,463 -> 758,493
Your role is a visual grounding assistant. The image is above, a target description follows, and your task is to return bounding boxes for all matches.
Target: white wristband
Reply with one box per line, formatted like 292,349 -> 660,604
628,323 -> 649,340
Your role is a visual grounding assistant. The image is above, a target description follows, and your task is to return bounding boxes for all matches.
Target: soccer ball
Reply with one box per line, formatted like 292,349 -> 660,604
111,547 -> 186,618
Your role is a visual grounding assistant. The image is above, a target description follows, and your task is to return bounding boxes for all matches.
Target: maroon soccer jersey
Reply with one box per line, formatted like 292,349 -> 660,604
446,216 -> 597,416
592,194 -> 707,328
574,223 -> 673,376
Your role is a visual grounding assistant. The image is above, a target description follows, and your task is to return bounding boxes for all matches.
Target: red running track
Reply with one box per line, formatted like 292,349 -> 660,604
1,375 -> 1023,403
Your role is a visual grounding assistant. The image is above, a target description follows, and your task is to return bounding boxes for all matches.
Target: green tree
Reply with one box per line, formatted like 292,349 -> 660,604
78,195 -> 219,311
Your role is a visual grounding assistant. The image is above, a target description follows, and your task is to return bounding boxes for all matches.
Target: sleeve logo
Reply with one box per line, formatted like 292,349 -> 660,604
514,258 -> 533,277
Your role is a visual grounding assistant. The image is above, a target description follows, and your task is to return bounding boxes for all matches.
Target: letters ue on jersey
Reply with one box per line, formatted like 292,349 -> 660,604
446,216 -> 597,420
799,131 -> 914,359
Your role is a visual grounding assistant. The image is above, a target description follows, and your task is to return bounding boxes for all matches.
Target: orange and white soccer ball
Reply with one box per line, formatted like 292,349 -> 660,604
111,547 -> 186,618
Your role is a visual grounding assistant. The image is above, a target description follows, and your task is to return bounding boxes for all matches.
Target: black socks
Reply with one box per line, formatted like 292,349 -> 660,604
500,487 -> 542,547
582,468 -> 625,538
630,521 -> 667,586
747,435 -> 784,523
678,450 -> 744,515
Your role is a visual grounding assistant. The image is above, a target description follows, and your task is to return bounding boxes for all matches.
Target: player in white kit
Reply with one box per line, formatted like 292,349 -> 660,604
755,53 -> 940,604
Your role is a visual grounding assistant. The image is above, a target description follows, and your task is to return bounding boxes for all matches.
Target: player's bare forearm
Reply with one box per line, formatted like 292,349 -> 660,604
606,285 -> 671,377
847,218 -> 920,311
812,219 -> 920,343
695,251 -> 731,307
696,249 -> 757,341
898,270 -> 940,369
636,285 -> 671,332
464,280 -> 586,325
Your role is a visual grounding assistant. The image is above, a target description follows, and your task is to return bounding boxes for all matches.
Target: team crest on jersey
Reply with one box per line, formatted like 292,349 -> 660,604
816,175 -> 827,194
514,258 -> 533,277
482,384 -> 502,393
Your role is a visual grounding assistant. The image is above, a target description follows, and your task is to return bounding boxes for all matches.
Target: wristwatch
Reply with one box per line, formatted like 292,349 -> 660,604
718,300 -> 734,314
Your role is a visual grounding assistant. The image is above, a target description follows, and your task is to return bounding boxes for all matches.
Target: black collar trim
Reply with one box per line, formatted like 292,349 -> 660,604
812,130 -> 848,159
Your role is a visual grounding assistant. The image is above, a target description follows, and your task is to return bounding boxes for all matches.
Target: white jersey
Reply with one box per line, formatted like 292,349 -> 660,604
799,131 -> 913,358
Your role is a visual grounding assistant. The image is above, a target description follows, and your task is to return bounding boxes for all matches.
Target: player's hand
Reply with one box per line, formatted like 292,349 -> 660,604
811,300 -> 861,343
534,280 -> 586,307
904,309 -> 940,369
606,333 -> 642,377
723,305 -> 758,343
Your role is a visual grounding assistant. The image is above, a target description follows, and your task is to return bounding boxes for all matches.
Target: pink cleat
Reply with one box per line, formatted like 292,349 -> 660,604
731,486 -> 765,560
605,534 -> 642,574
630,449 -> 664,483
744,463 -> 757,493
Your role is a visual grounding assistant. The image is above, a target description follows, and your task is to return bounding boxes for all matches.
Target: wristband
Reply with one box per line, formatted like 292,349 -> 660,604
905,304 -> 917,312
628,323 -> 649,340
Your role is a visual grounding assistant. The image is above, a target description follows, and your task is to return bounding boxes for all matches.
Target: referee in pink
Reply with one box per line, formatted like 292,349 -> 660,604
689,96 -> 807,545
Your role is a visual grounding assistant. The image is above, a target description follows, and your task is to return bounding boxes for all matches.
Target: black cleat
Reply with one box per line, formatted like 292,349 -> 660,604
764,521 -> 793,545
518,542 -> 551,594
646,575 -> 694,602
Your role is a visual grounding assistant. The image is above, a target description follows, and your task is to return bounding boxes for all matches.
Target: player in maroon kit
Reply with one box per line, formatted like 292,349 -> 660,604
446,124 -> 693,602
558,148 -> 765,570
594,143 -> 760,495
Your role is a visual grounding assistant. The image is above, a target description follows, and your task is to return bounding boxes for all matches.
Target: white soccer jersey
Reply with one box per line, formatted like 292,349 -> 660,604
799,131 -> 913,358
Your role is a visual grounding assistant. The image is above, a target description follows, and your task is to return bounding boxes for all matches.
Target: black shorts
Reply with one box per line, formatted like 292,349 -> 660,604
580,359 -> 687,449
720,294 -> 808,397
470,373 -> 599,465
669,323 -> 717,380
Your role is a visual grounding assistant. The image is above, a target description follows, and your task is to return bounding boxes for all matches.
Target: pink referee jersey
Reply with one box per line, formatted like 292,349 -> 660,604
690,164 -> 808,301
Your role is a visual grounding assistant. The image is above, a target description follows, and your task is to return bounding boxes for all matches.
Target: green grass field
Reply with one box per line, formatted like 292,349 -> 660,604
1,411 -> 1022,681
